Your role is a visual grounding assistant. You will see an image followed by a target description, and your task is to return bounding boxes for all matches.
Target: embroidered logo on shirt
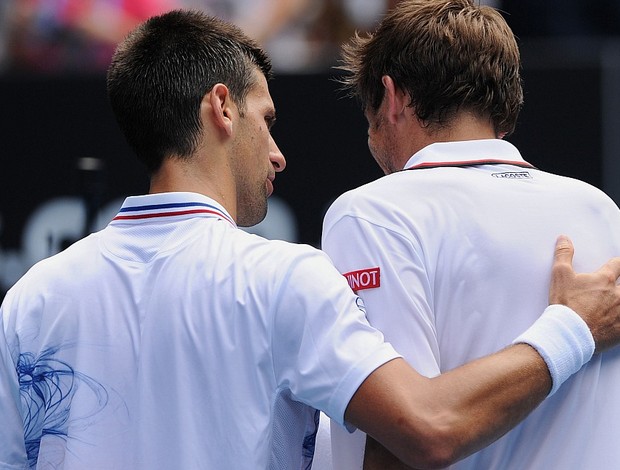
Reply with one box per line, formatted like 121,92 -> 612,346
491,171 -> 532,179
343,267 -> 381,293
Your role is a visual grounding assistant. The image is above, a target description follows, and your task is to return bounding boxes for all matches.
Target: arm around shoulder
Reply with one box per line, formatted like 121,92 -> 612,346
346,344 -> 550,469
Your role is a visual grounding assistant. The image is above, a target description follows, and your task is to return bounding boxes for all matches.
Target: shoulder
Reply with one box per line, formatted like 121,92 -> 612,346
541,171 -> 619,207
4,234 -> 99,301
235,229 -> 327,260
229,230 -> 337,280
323,172 -> 416,235
325,176 -> 388,218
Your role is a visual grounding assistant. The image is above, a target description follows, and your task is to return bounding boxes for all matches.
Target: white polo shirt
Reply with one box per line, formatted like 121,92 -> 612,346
322,139 -> 620,469
0,192 -> 399,470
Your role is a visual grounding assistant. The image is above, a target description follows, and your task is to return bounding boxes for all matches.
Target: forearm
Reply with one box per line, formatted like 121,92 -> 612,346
352,344 -> 550,469
363,343 -> 548,469
363,347 -> 548,469
426,343 -> 550,465
350,303 -> 597,468
425,304 -> 596,462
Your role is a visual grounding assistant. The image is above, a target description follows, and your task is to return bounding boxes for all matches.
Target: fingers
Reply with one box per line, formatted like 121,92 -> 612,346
553,235 -> 574,267
550,236 -> 575,299
548,235 -> 620,352
599,257 -> 620,285
554,235 -> 620,284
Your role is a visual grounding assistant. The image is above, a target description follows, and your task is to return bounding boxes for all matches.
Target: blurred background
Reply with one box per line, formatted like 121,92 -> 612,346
0,0 -> 619,299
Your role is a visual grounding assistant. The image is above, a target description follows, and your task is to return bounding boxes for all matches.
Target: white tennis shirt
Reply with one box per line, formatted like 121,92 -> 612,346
321,139 -> 620,469
0,192 -> 399,469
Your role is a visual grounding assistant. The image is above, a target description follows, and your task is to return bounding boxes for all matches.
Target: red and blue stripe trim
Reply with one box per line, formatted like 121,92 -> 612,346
113,201 -> 236,226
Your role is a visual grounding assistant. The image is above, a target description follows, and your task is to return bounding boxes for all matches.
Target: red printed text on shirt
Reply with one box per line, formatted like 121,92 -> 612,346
343,267 -> 381,293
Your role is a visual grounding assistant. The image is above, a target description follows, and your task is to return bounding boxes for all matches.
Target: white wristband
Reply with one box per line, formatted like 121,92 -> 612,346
512,304 -> 595,396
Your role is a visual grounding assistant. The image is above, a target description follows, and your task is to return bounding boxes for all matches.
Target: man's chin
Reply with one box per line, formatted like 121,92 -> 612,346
237,206 -> 268,228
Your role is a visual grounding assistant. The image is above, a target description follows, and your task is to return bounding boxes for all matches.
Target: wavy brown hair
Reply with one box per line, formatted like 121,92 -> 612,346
339,0 -> 523,136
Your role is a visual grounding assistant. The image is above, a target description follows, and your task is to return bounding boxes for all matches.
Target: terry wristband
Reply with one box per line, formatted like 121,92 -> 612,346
512,304 -> 595,396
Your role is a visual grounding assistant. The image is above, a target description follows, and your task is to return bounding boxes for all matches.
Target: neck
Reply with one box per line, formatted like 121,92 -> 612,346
149,156 -> 237,221
398,112 -> 497,170
435,113 -> 497,142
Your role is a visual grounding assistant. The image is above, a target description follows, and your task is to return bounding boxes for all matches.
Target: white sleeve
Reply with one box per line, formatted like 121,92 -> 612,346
270,248 -> 400,427
322,213 -> 440,377
321,210 -> 440,468
0,296 -> 28,469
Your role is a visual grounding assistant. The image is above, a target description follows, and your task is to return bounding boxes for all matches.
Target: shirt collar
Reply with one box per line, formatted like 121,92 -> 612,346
112,192 -> 236,227
403,139 -> 533,170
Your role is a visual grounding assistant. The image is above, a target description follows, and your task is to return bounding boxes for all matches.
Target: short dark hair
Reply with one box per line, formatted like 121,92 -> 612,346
339,0 -> 523,136
107,9 -> 272,173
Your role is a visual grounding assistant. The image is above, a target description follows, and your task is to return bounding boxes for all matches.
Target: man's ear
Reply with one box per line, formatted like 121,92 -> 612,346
381,75 -> 408,125
203,83 -> 234,136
